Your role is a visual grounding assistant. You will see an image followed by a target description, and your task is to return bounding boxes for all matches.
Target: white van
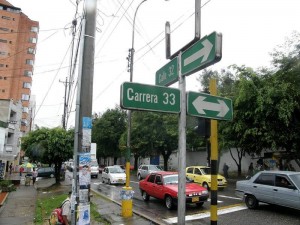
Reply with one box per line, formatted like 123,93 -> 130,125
90,160 -> 99,178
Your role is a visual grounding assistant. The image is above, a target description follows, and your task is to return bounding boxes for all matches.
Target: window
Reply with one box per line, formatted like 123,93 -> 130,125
23,82 -> 31,88
29,37 -> 37,43
21,119 -> 28,126
21,94 -> 30,101
0,39 -> 7,43
187,168 -> 193,173
22,107 -> 29,113
26,59 -> 34,65
0,27 -> 9,32
194,168 -> 202,175
155,175 -> 162,184
2,16 -> 11,20
31,26 -> 38,33
254,173 -> 274,186
148,174 -> 156,183
27,48 -> 35,54
24,70 -> 33,77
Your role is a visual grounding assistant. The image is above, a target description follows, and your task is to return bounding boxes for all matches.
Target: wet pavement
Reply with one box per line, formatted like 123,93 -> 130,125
0,172 -> 155,225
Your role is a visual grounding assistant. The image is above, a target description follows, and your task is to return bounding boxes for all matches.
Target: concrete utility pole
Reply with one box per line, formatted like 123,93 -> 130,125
71,0 -> 97,224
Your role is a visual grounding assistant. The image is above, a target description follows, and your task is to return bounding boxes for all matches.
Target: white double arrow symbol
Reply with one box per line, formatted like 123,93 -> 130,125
192,96 -> 229,117
183,39 -> 213,67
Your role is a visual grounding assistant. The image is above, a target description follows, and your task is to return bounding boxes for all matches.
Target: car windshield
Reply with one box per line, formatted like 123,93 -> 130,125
289,174 -> 300,188
201,167 -> 211,175
163,175 -> 193,185
109,167 -> 124,173
149,165 -> 163,171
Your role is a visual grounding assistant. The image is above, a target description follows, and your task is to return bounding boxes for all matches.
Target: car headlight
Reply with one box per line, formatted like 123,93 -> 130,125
202,190 -> 208,195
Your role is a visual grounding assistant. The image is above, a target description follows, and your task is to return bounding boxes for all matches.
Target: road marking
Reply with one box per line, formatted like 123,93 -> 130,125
207,199 -> 223,203
163,204 -> 247,224
218,195 -> 242,200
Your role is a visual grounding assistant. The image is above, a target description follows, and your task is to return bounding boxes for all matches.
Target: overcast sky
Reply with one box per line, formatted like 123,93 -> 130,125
8,0 -> 300,129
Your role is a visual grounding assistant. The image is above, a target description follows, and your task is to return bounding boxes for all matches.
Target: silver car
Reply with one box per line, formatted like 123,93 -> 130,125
236,171 -> 300,210
137,164 -> 163,180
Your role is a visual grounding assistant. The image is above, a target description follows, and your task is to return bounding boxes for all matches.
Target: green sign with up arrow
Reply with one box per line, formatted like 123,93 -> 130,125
187,91 -> 233,121
181,31 -> 222,76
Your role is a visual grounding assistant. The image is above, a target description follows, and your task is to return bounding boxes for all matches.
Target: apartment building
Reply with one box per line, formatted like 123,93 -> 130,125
0,0 -> 39,133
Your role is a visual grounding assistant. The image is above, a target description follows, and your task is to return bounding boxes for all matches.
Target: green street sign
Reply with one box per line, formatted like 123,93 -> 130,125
181,31 -> 222,76
155,57 -> 178,87
121,82 -> 181,113
187,91 -> 232,121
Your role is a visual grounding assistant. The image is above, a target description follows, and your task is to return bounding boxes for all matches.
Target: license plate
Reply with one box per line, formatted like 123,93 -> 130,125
118,179 -> 123,182
192,197 -> 199,202
218,181 -> 223,185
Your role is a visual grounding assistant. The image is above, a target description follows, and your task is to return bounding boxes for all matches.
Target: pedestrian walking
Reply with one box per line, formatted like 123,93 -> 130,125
32,168 -> 38,186
248,162 -> 254,176
223,163 -> 229,179
19,166 -> 24,177
9,163 -> 13,175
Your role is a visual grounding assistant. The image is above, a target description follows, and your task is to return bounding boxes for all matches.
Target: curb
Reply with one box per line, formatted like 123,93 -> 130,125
91,189 -> 168,225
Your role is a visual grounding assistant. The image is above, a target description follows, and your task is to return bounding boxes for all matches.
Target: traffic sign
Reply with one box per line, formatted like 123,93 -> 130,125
121,82 -> 181,113
155,57 -> 178,86
181,31 -> 222,76
187,91 -> 232,120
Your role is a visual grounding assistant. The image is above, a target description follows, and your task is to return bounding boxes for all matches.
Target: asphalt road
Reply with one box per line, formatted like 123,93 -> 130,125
90,173 -> 300,225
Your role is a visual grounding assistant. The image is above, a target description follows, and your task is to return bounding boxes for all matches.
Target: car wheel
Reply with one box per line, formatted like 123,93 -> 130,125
108,179 -> 111,185
202,182 -> 209,190
138,173 -> 142,180
142,190 -> 150,201
165,195 -> 174,210
196,202 -> 204,207
245,195 -> 258,209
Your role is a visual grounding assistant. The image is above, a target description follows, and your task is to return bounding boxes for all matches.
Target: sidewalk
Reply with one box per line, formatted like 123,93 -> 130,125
0,173 -> 155,225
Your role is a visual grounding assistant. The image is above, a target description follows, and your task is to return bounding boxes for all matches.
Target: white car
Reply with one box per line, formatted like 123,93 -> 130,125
102,166 -> 126,185
90,160 -> 99,178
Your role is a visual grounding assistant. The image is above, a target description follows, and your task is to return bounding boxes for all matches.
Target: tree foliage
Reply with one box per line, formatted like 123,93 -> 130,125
92,107 -> 127,164
21,127 -> 74,184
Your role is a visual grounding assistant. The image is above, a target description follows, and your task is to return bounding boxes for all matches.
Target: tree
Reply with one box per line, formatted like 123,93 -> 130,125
22,127 -> 74,184
92,107 -> 127,164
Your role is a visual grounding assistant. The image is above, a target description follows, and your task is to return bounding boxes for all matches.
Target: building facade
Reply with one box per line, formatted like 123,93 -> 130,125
0,0 -> 38,177
0,0 -> 39,133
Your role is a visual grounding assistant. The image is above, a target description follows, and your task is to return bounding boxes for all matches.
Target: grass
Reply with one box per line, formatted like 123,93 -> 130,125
34,184 -> 110,225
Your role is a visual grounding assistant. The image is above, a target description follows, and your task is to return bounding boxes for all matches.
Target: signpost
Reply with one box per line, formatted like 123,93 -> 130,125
155,57 -> 178,86
187,91 -> 233,121
181,31 -> 222,76
121,82 -> 180,113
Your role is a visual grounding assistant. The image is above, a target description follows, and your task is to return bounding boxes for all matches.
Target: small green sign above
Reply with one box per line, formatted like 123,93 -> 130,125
187,91 -> 233,121
121,82 -> 181,113
155,57 -> 178,87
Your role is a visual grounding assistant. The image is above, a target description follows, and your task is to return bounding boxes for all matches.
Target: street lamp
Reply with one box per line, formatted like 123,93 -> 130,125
122,0 -> 169,218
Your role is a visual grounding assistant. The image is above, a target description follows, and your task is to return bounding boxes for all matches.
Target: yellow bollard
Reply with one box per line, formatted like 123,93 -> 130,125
121,186 -> 133,217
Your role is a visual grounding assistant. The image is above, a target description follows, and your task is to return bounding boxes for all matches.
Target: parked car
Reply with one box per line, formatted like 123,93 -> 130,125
137,164 -> 163,180
102,166 -> 126,185
37,167 -> 55,178
236,171 -> 300,210
139,171 -> 209,209
186,166 -> 227,190
90,160 -> 99,178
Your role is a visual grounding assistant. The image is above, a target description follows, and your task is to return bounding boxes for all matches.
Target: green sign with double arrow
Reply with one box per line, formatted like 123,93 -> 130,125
181,31 -> 222,76
121,82 -> 181,113
187,91 -> 233,121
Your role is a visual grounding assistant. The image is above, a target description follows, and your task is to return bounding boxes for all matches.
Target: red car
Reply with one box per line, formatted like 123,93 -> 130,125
139,171 -> 209,209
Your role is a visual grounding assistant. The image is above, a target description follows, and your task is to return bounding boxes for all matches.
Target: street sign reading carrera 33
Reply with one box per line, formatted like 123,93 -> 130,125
120,82 -> 181,113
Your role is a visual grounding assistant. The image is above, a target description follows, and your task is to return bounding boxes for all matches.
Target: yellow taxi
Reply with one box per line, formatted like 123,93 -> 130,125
186,166 -> 227,190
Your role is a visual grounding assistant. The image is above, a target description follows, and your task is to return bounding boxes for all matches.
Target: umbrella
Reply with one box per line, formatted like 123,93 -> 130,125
21,162 -> 34,168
